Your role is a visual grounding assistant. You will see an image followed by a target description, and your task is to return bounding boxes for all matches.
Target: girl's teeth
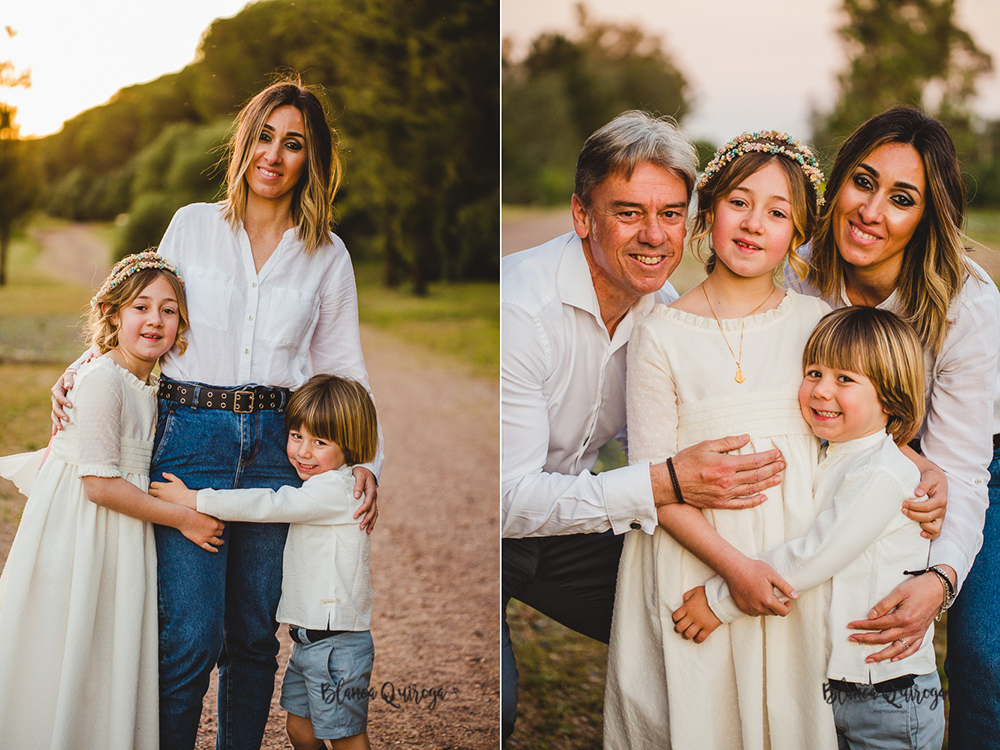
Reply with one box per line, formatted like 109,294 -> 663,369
816,410 -> 839,418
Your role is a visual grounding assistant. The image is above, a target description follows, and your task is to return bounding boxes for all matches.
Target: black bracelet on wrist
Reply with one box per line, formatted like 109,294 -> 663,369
666,457 -> 685,505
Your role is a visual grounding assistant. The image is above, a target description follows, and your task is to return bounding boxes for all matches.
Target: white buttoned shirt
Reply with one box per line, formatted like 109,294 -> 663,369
786,254 -> 1000,592
501,232 -> 677,538
157,203 -> 383,479
197,465 -> 372,631
706,431 -> 936,684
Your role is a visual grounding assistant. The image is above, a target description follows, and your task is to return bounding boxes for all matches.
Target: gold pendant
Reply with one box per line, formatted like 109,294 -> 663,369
735,367 -> 745,384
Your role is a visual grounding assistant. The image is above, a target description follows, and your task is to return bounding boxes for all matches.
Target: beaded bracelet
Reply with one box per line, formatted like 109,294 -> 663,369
904,566 -> 956,620
666,457 -> 685,505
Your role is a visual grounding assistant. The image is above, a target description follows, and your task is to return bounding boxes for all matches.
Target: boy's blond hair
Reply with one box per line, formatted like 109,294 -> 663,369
286,374 -> 378,466
802,307 -> 925,446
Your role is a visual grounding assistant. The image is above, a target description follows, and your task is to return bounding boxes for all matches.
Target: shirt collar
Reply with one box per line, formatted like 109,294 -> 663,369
826,428 -> 889,455
555,233 -> 657,344
837,277 -> 900,312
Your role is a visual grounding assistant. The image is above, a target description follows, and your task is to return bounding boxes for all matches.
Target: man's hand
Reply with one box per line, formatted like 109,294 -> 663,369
51,369 -> 77,434
651,434 -> 785,510
846,567 -> 952,662
672,586 -> 721,643
352,466 -> 379,534
903,467 -> 947,539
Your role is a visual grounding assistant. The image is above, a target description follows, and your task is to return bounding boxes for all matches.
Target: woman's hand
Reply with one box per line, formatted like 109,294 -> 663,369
846,569 -> 951,662
672,586 -> 721,643
903,467 -> 947,539
51,369 -> 77,434
352,466 -> 379,533
723,558 -> 798,617
179,508 -> 226,553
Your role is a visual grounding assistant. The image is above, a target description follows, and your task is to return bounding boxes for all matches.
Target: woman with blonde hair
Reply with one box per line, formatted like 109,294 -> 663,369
787,105 -> 1000,746
53,75 -> 382,750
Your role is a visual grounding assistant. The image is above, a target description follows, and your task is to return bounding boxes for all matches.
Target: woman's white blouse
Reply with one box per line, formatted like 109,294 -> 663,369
785,255 -> 1000,593
157,202 -> 383,477
158,203 -> 368,391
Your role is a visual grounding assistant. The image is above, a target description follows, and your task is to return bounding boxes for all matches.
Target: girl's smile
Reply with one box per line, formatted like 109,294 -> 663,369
109,275 -> 180,381
710,161 -> 795,280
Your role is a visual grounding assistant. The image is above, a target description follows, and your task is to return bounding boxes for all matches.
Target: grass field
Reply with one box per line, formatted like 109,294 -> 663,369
503,207 -> 1000,750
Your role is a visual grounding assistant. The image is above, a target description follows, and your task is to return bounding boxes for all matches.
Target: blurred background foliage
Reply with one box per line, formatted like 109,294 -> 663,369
502,0 -> 1000,211
6,0 -> 498,293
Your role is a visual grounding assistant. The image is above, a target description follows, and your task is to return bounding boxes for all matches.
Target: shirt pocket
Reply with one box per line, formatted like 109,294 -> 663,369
260,286 -> 321,346
184,266 -> 234,332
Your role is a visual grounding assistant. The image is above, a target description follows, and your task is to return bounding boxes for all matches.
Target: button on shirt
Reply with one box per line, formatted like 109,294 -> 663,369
786,252 -> 1000,593
157,203 -> 383,478
501,233 -> 677,538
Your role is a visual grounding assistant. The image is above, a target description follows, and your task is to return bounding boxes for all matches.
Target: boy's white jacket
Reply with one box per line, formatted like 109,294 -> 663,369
197,465 -> 371,631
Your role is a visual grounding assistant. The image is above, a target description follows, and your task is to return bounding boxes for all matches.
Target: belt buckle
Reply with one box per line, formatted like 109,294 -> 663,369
233,389 -> 255,413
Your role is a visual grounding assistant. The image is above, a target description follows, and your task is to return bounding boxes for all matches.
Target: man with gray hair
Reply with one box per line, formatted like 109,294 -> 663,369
501,111 -> 787,739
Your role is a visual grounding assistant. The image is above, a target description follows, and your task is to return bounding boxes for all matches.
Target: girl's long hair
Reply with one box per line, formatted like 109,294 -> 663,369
807,106 -> 969,356
222,74 -> 341,255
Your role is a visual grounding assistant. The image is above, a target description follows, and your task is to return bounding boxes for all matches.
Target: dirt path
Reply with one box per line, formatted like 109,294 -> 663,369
4,225 -> 500,748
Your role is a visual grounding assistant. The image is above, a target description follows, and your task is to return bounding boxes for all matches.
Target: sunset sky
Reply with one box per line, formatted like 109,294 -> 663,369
501,0 -> 1000,145
3,0 -> 250,137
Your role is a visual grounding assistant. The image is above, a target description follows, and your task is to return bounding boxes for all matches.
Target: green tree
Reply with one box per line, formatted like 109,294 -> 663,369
813,0 -> 992,155
502,3 -> 692,205
0,29 -> 39,286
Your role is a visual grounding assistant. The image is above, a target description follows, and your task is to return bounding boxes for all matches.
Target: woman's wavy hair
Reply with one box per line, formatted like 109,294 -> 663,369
802,306 -> 926,446
87,267 -> 189,356
691,141 -> 821,278
222,73 -> 341,254
807,106 -> 970,356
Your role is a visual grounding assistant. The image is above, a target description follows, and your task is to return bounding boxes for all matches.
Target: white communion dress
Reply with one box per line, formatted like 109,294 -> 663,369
604,291 -> 837,750
0,356 -> 159,748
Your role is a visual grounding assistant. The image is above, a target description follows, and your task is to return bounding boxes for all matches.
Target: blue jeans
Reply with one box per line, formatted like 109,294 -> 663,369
829,671 -> 945,750
946,445 -> 1000,750
152,382 -> 300,750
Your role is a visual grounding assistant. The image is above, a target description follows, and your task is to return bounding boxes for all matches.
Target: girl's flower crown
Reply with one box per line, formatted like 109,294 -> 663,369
697,130 -> 826,208
91,251 -> 184,308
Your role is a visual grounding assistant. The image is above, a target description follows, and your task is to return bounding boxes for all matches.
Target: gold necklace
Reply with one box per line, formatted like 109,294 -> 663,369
701,284 -> 776,384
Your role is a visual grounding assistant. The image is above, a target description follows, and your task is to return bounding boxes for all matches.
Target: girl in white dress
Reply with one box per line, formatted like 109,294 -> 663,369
604,132 -> 837,750
0,254 -> 225,749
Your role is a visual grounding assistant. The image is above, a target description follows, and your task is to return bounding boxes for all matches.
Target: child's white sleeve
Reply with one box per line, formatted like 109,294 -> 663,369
75,364 -> 125,478
704,465 -> 914,623
196,477 -> 357,525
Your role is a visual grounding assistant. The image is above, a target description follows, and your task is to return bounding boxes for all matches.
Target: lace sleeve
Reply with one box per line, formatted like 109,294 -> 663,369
73,362 -> 125,478
625,316 -> 679,466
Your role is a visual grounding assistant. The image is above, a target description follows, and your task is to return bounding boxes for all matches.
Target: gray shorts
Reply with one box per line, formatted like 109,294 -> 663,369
280,628 -> 375,740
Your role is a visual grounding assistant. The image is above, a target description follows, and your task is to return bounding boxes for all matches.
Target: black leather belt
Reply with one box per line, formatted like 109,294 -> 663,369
828,675 -> 915,694
288,625 -> 345,645
159,380 -> 290,413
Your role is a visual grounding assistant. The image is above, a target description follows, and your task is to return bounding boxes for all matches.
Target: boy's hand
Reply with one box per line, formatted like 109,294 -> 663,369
352,466 -> 379,533
672,586 -> 721,643
50,368 -> 77,434
179,508 -> 225,553
150,472 -> 198,510
724,558 -> 797,617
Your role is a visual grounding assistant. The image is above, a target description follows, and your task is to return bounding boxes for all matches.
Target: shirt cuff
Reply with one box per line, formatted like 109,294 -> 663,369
605,461 -> 657,535
704,577 -> 743,624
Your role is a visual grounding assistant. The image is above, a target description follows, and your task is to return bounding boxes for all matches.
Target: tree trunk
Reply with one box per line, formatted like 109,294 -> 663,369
0,222 -> 10,287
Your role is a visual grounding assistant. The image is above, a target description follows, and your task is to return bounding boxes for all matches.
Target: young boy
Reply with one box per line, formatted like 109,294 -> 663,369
671,307 -> 946,749
152,374 -> 379,750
